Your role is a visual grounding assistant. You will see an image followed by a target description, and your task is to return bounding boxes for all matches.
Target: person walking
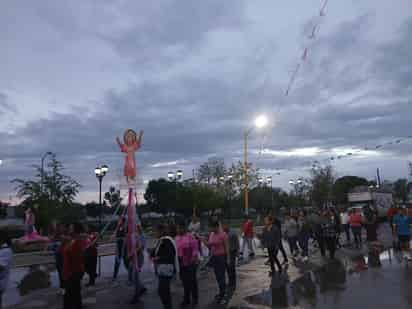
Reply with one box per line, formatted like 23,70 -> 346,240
340,209 -> 351,245
283,213 -> 299,258
176,221 -> 199,307
261,216 -> 282,276
153,224 -> 178,309
63,223 -> 86,309
364,206 -> 378,243
349,209 -> 363,249
223,224 -> 240,291
112,216 -> 130,282
0,231 -> 12,309
84,232 -> 98,287
387,204 -> 398,233
205,220 -> 229,305
240,216 -> 255,258
393,207 -> 412,258
129,225 -> 147,304
321,210 -> 339,259
297,211 -> 311,262
273,214 -> 288,265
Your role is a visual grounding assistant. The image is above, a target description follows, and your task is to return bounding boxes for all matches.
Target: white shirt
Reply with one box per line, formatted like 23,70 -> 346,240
340,213 -> 350,225
0,246 -> 12,292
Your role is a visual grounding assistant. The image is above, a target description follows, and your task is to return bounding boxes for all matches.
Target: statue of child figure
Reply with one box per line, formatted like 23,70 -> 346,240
116,129 -> 144,185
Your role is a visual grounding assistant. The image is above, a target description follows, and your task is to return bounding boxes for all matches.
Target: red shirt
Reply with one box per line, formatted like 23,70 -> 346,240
387,207 -> 397,219
349,213 -> 363,227
63,239 -> 85,280
243,220 -> 254,238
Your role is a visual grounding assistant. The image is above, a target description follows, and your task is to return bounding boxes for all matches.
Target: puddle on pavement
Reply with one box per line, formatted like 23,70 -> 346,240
245,248 -> 412,309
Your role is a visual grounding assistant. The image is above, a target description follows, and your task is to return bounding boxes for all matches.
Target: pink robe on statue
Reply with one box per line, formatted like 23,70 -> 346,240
119,141 -> 140,178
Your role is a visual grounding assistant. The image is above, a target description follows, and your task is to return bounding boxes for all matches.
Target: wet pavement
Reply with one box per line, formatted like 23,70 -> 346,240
244,249 -> 412,309
7,223 -> 412,309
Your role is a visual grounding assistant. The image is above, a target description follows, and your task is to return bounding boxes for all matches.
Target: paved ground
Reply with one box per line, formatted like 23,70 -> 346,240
8,223 -> 412,309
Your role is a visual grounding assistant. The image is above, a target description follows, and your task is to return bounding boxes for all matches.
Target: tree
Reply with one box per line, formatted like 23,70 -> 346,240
84,202 -> 101,218
104,186 -> 124,215
332,176 -> 368,205
12,153 -> 81,231
393,178 -> 409,203
308,165 -> 335,209
227,161 -> 260,193
197,157 -> 226,184
144,178 -> 225,217
409,162 -> 412,178
0,201 -> 8,219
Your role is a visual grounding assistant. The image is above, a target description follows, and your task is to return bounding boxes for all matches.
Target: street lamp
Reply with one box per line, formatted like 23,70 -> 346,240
168,170 -> 183,181
244,114 -> 268,216
41,152 -> 53,194
95,164 -> 109,228
167,170 -> 183,218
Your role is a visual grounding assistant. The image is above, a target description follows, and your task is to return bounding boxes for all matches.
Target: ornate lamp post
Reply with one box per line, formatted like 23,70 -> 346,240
95,165 -> 109,227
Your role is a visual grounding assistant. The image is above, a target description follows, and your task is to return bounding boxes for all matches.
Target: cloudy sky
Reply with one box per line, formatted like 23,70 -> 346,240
1,0 -> 411,203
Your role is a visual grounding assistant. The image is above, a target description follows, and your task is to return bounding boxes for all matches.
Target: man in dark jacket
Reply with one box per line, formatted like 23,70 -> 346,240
261,216 -> 282,276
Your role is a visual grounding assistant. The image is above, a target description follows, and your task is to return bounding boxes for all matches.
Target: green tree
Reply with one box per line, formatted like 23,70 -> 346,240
104,186 -> 124,215
308,165 -> 335,209
227,161 -> 260,193
84,202 -> 101,218
12,153 -> 81,231
332,176 -> 368,205
144,178 -> 177,215
393,178 -> 409,203
197,157 -> 226,184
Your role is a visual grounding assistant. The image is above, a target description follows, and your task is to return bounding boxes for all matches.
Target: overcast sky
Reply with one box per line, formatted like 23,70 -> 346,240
1,0 -> 411,203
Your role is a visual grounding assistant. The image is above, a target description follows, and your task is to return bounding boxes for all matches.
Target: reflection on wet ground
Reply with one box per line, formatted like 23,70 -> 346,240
245,248 -> 412,309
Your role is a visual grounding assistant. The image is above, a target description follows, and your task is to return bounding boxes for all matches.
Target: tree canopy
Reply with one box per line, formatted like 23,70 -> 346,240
12,153 -> 81,231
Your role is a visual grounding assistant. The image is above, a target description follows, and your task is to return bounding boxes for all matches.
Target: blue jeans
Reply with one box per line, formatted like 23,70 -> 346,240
298,233 -> 310,257
211,255 -> 227,297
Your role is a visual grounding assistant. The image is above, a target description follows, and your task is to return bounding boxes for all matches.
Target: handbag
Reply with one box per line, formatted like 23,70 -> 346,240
157,264 -> 175,278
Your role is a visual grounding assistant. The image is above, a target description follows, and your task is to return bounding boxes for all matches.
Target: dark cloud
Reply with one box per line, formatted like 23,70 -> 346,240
1,4 -> 411,201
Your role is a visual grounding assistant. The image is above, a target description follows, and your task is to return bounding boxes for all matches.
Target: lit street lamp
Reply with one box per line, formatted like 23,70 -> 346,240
168,170 -> 183,181
244,114 -> 268,216
95,165 -> 109,228
167,170 -> 183,218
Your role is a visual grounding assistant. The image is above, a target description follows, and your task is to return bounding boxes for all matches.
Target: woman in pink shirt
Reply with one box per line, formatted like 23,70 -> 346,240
175,221 -> 199,308
205,220 -> 229,305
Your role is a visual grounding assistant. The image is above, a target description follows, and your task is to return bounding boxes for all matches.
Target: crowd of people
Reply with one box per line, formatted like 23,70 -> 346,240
1,203 -> 412,309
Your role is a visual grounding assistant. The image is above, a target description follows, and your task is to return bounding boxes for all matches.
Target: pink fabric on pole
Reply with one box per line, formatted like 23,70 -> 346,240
127,188 -> 138,270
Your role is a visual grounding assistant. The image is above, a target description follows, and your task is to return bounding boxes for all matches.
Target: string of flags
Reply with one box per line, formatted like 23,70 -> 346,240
285,0 -> 329,96
262,135 -> 412,176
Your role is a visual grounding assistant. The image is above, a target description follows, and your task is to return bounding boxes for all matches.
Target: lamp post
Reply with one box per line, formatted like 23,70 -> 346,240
266,176 -> 273,209
167,170 -> 183,218
95,165 -> 109,228
41,152 -> 53,194
244,115 -> 268,216
289,178 -> 303,208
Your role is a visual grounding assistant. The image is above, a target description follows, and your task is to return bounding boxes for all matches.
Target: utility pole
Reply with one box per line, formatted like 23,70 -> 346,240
376,168 -> 381,187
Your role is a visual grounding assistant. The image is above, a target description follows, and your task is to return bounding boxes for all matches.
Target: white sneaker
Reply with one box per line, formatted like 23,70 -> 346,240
302,256 -> 309,262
